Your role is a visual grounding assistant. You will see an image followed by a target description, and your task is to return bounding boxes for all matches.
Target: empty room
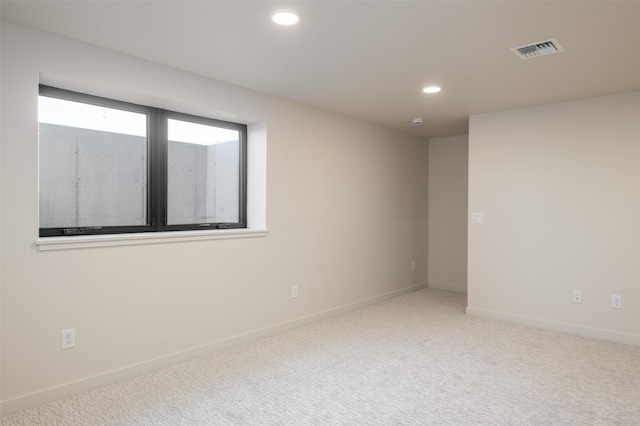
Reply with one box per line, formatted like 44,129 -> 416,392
1,1 -> 639,424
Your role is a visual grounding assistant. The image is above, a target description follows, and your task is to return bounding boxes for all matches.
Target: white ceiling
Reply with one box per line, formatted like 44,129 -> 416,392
2,1 -> 639,139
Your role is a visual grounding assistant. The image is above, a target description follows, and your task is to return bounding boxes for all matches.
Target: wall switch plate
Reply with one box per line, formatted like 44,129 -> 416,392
611,294 -> 622,309
291,285 -> 298,298
411,261 -> 415,272
471,212 -> 484,224
572,290 -> 582,304
61,328 -> 75,350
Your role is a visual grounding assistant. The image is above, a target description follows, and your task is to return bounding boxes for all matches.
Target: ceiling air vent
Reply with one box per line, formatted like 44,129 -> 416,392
511,38 -> 563,60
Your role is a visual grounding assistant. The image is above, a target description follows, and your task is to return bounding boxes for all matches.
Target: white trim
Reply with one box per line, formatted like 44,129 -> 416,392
36,229 -> 269,251
427,281 -> 467,293
0,283 -> 427,415
466,306 -> 640,347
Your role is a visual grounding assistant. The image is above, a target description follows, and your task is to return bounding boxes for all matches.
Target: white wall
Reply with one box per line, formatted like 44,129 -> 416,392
428,135 -> 468,293
0,22 -> 429,412
467,91 -> 640,345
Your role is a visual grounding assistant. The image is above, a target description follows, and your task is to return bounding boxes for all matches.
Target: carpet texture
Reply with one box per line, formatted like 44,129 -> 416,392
2,289 -> 639,425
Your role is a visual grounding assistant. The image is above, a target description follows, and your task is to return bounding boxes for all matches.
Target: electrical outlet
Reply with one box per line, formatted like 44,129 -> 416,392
572,290 -> 582,304
291,285 -> 298,299
61,328 -> 75,350
611,295 -> 622,309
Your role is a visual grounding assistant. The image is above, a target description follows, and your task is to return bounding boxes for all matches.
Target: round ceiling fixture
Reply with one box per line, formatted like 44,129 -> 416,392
411,118 -> 424,126
422,86 -> 442,94
271,9 -> 302,26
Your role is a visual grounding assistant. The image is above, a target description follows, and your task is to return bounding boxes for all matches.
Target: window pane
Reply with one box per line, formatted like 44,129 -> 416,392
167,118 -> 240,225
38,96 -> 148,228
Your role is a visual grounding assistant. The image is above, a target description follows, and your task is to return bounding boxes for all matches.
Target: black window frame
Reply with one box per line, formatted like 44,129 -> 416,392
38,85 -> 247,237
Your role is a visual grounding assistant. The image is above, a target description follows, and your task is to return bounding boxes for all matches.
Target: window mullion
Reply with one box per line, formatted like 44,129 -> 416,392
149,109 -> 168,232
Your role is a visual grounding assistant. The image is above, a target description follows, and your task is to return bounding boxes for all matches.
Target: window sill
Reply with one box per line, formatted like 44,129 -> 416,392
36,229 -> 269,251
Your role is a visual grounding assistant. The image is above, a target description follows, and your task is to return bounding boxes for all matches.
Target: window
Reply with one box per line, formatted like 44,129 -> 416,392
38,86 -> 247,237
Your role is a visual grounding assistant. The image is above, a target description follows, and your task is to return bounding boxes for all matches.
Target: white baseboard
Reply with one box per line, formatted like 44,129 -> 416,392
1,282 -> 428,416
466,306 -> 640,347
428,281 -> 467,293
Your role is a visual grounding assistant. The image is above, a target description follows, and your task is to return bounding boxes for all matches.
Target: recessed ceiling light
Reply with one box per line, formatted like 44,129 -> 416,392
271,9 -> 302,26
422,86 -> 441,94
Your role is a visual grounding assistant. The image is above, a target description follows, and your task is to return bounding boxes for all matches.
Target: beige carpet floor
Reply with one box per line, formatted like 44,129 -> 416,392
2,288 -> 639,425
